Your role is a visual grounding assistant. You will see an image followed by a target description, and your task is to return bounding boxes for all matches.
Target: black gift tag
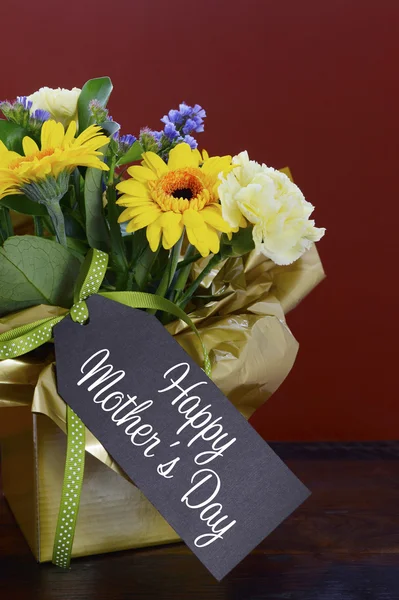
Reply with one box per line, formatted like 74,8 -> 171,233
54,295 -> 309,580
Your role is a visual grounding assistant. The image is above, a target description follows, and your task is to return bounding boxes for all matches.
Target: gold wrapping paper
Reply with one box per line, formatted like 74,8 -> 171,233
0,244 -> 324,560
1,411 -> 180,561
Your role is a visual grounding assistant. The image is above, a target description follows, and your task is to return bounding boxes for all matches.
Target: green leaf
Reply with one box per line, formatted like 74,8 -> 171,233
64,212 -> 86,240
220,227 -> 255,257
1,194 -> 48,216
84,167 -> 110,252
77,77 -> 113,132
0,236 -> 83,316
116,141 -> 144,167
0,120 -> 28,153
102,120 -> 120,137
66,237 -> 89,258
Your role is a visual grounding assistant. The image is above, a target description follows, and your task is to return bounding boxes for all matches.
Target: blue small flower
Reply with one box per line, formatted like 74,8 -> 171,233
180,134 -> 198,149
0,96 -> 49,135
113,132 -> 137,156
182,118 -> 198,135
178,102 -> 192,117
158,101 -> 206,156
151,129 -> 163,143
139,127 -> 162,152
119,134 -> 136,147
31,108 -> 50,122
161,101 -> 206,136
89,100 -> 112,124
16,96 -> 33,111
161,109 -> 183,126
164,122 -> 179,141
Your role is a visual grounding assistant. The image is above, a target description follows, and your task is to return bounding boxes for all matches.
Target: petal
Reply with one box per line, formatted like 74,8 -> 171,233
118,207 -> 136,222
183,209 -> 211,257
22,137 -> 39,156
186,225 -> 210,257
205,225 -> 221,255
64,120 -> 77,144
159,212 -> 184,249
182,208 -> 205,229
168,143 -> 200,170
201,204 -> 231,233
130,207 -> 162,229
201,155 -> 233,179
118,204 -> 158,222
146,219 -> 162,251
0,149 -> 21,167
75,124 -> 107,148
127,165 -> 158,181
41,120 -> 65,149
141,151 -> 168,177
116,195 -> 153,207
116,179 -> 150,197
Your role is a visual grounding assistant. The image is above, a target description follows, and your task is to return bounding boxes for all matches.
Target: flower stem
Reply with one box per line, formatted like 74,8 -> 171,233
0,206 -> 13,243
177,253 -> 221,310
33,216 -> 44,237
106,156 -> 129,289
172,244 -> 198,303
46,202 -> 67,247
155,233 -> 184,299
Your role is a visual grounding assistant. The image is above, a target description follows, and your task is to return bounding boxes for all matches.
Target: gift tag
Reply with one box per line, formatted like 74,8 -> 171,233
54,295 -> 309,580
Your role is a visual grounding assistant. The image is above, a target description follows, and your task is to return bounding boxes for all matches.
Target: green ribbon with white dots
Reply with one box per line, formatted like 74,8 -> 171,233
0,247 -> 212,569
51,248 -> 110,568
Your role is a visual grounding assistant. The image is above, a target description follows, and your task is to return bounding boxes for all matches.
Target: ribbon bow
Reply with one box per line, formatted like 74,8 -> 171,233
0,248 -> 211,568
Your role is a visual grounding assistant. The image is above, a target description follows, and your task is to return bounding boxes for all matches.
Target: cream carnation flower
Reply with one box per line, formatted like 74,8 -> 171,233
27,86 -> 81,128
219,151 -> 325,265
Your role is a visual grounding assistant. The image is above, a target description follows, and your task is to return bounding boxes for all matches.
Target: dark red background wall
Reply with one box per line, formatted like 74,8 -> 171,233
2,0 -> 398,440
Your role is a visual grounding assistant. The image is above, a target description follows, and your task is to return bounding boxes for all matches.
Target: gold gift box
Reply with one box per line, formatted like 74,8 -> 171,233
0,219 -> 325,561
1,409 -> 179,560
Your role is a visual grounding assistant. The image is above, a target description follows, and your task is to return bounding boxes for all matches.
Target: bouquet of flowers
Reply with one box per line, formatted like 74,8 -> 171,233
0,77 -> 325,565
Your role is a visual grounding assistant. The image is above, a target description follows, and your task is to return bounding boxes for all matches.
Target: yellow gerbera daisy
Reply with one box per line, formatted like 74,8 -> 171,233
0,119 -> 109,200
116,143 -> 234,257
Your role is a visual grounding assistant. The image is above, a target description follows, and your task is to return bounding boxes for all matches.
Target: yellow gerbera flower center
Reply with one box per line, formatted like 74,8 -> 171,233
149,167 -> 213,213
9,147 -> 55,170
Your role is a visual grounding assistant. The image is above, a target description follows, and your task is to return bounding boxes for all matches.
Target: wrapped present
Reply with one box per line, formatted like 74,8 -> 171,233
0,245 -> 324,561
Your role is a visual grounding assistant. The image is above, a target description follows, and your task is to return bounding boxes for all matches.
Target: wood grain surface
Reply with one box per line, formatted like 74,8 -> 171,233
1,443 -> 398,600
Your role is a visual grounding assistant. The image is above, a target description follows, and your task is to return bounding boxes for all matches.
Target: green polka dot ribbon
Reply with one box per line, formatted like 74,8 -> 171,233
52,248 -> 109,568
0,247 -> 212,569
52,406 -> 86,568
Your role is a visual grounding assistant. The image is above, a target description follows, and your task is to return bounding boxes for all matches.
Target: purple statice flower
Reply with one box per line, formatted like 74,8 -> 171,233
163,122 -> 179,141
31,108 -> 50,122
151,129 -> 163,143
161,109 -> 183,126
16,96 -> 33,111
119,133 -> 136,147
161,102 -> 206,136
89,99 -> 113,124
0,96 -> 48,137
113,132 -> 137,156
139,127 -> 162,152
179,134 -> 198,149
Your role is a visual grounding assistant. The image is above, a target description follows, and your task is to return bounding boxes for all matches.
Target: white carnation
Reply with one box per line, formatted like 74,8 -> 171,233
27,86 -> 81,127
219,151 -> 325,265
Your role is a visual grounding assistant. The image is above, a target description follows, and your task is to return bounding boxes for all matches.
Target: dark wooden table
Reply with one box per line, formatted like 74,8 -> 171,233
1,443 -> 398,600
